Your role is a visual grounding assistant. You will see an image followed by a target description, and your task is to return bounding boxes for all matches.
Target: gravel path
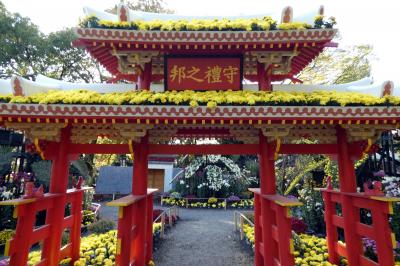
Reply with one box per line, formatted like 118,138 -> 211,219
98,203 -> 253,265
153,208 -> 253,266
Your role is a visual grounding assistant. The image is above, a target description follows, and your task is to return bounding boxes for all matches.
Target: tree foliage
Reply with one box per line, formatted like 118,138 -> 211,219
0,1 -> 104,82
107,0 -> 173,14
298,44 -> 373,84
0,1 -> 45,79
0,146 -> 15,176
126,0 -> 173,13
31,160 -> 51,189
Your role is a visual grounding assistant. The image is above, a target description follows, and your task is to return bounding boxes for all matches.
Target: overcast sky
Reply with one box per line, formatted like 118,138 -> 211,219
2,0 -> 400,84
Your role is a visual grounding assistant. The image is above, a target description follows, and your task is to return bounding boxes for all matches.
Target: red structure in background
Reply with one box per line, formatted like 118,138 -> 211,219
1,2 -> 400,266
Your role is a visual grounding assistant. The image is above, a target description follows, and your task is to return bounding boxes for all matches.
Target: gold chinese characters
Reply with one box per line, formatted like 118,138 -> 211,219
170,65 -> 239,84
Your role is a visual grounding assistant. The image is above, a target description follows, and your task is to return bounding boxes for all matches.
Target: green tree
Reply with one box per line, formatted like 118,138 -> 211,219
0,1 -> 46,79
0,1 -> 104,82
126,0 -> 173,13
108,0 -> 173,14
31,160 -> 51,189
297,44 -> 373,84
44,29 -> 107,83
273,44 -> 374,196
0,1 -> 109,187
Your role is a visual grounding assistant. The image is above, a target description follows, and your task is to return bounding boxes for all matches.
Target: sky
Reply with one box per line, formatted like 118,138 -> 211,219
2,0 -> 400,84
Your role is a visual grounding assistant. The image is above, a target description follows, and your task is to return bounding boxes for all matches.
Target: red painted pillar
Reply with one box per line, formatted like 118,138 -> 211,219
70,190 -> 84,263
132,135 -> 149,265
336,126 -> 361,266
41,127 -> 71,265
145,193 -> 154,263
371,202 -> 396,266
117,204 -> 134,265
276,205 -> 295,265
322,191 -> 340,264
337,127 -> 357,192
259,133 -> 276,266
9,203 -> 37,265
257,63 -> 272,91
259,133 -> 276,194
138,62 -> 152,91
253,194 -> 263,266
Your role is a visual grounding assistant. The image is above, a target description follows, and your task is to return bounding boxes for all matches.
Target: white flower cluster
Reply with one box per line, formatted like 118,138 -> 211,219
197,182 -> 207,189
184,157 -> 203,179
205,165 -> 230,191
0,186 -> 13,200
298,187 -> 323,211
184,155 -> 254,192
382,176 -> 400,197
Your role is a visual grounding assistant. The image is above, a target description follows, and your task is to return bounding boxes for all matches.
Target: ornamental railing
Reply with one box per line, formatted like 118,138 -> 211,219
318,187 -> 400,266
153,205 -> 179,238
233,210 -> 254,241
0,187 -> 92,266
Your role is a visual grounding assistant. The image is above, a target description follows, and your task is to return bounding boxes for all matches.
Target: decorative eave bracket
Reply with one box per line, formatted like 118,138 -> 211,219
341,124 -> 395,143
70,124 -> 154,144
4,122 -> 66,142
112,50 -> 159,75
251,51 -> 299,75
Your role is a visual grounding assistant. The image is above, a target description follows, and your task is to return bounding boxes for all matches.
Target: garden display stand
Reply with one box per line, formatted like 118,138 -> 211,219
0,2 -> 400,266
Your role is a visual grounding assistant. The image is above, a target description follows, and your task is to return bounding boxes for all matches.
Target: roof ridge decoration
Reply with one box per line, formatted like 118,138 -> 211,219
80,4 -> 336,31
281,6 -> 293,23
118,2 -> 130,22
84,4 -> 329,26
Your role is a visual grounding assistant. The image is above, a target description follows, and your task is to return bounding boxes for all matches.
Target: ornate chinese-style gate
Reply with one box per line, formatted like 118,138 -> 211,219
1,115 -> 399,265
1,3 -> 400,266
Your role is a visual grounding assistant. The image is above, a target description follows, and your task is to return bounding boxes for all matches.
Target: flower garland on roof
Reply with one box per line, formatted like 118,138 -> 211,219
1,90 -> 399,107
79,15 -> 335,31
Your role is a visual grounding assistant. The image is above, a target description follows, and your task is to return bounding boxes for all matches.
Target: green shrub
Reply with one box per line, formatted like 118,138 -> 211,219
169,191 -> 181,199
82,189 -> 94,210
207,197 -> 218,204
0,206 -> 16,231
61,230 -> 70,246
87,219 -> 115,234
82,210 -> 96,226
0,229 -> 14,245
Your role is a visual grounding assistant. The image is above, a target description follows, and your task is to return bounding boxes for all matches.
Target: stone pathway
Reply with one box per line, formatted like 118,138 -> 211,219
98,203 -> 253,265
153,208 -> 253,266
